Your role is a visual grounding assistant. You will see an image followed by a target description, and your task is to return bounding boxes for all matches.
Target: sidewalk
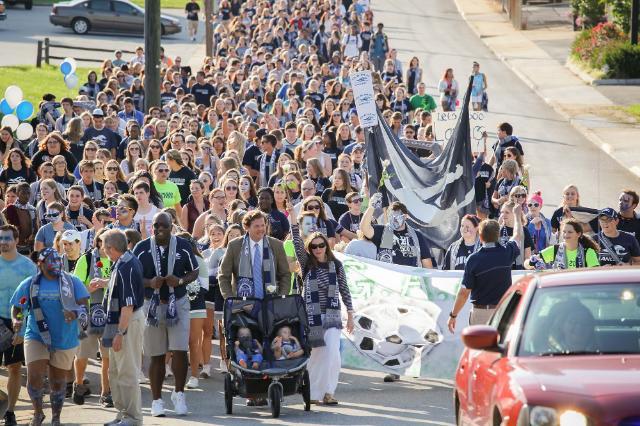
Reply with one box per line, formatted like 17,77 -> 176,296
454,0 -> 640,178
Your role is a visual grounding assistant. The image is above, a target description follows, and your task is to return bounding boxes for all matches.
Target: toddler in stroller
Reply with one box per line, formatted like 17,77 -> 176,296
234,327 -> 263,369
271,325 -> 304,360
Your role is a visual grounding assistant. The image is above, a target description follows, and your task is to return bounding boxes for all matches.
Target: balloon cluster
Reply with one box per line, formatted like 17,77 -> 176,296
60,57 -> 79,89
0,86 -> 34,141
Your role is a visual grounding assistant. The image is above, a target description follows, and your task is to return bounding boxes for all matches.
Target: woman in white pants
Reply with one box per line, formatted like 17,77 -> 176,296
288,203 -> 354,405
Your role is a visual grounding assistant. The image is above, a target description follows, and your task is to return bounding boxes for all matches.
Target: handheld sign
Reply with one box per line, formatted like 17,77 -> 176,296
351,71 -> 379,128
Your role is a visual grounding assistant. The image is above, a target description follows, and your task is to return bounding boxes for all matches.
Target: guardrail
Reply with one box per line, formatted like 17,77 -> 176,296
36,37 -> 136,67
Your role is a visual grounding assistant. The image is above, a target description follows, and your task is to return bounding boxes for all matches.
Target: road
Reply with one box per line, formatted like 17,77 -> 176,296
0,6 -> 204,68
377,0 -> 639,216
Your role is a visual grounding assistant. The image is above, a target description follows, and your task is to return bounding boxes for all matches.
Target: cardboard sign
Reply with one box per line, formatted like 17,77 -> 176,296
433,110 -> 489,152
350,71 -> 379,128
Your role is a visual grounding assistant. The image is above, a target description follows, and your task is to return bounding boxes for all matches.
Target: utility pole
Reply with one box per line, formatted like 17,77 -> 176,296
144,0 -> 161,112
632,0 -> 639,45
205,0 -> 213,57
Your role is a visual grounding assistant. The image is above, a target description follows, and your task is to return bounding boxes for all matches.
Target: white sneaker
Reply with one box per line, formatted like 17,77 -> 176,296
151,399 -> 165,417
219,359 -> 228,373
165,364 -> 173,378
171,391 -> 188,416
138,370 -> 148,384
186,376 -> 199,389
199,364 -> 211,379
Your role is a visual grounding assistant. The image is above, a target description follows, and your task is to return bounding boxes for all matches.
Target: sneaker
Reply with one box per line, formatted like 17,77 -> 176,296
3,411 -> 17,426
219,359 -> 228,373
100,393 -> 114,408
103,419 -> 121,426
165,364 -> 173,378
138,370 -> 148,384
72,383 -> 89,405
186,376 -> 199,389
171,391 -> 188,416
199,364 -> 211,379
151,399 -> 165,417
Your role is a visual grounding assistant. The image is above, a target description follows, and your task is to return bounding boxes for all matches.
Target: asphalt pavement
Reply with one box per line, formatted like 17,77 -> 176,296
0,5 -> 204,68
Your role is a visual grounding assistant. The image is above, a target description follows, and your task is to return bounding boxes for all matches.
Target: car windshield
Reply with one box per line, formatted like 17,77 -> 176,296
518,283 -> 640,357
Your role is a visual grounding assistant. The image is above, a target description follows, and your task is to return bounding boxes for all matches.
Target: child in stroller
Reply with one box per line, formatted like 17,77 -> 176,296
271,325 -> 304,360
234,327 -> 263,369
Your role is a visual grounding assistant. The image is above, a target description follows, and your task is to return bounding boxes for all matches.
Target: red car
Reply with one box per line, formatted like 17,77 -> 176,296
454,268 -> 640,426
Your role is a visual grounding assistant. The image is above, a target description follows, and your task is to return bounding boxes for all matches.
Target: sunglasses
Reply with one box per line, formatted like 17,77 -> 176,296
85,147 -> 97,151
514,194 -> 527,198
44,212 -> 61,218
310,242 -> 326,250
157,168 -> 170,173
225,186 -> 238,191
107,167 -> 119,171
527,202 -> 539,208
306,205 -> 321,210
150,145 -> 161,149
349,198 -> 362,203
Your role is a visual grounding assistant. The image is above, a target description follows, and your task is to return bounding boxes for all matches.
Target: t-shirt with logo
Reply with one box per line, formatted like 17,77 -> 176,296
154,180 -> 182,209
190,83 -> 217,107
597,231 -> 640,265
11,274 -> 89,350
540,246 -> 599,268
442,242 -> 477,271
370,225 -> 431,267
82,127 -> 120,152
0,255 -> 37,319
338,212 -> 361,233
168,166 -> 197,205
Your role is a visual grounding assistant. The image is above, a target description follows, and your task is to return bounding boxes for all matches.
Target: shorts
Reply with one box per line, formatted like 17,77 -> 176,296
143,295 -> 190,356
0,318 -> 23,366
189,287 -> 207,319
24,339 -> 76,370
472,95 -> 483,104
187,19 -> 198,34
205,285 -> 224,312
77,333 -> 108,360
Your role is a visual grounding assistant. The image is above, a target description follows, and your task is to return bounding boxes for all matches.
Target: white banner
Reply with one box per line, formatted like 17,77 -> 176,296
433,110 -> 490,152
337,253 -> 529,378
350,71 -> 378,128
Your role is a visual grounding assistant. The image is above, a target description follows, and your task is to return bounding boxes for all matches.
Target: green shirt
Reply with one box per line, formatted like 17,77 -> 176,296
409,94 -> 437,112
154,180 -> 181,208
73,251 -> 112,285
540,246 -> 599,269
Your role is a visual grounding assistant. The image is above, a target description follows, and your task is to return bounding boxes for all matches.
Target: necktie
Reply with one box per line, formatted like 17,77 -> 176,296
253,243 -> 264,299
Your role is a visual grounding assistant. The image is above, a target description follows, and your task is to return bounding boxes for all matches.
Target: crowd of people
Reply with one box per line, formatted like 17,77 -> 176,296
0,0 -> 639,424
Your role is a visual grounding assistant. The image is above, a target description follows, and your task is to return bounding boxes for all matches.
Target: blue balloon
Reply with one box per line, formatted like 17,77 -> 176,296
60,61 -> 72,76
15,101 -> 34,121
0,99 -> 12,115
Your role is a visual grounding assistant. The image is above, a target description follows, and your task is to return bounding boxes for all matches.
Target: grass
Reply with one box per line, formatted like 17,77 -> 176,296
32,0 -> 187,8
0,64 -> 98,112
624,104 -> 640,121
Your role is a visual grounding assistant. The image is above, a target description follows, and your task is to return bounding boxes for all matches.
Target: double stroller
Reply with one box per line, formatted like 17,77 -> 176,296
220,294 -> 311,418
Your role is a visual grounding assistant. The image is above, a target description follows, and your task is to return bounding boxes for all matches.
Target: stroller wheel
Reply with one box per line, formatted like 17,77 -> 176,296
224,373 -> 233,415
269,383 -> 282,418
302,370 -> 311,411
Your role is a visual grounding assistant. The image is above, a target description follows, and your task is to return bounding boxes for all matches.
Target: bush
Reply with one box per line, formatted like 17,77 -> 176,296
602,43 -> 640,78
609,0 -> 640,34
571,0 -> 607,27
570,22 -> 626,69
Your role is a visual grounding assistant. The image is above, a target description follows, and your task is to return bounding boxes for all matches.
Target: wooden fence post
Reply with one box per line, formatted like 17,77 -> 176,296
36,40 -> 43,68
44,37 -> 50,65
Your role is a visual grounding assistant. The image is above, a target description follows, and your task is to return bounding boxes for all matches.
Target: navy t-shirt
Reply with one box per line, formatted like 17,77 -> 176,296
267,209 -> 290,241
597,231 -> 640,265
190,83 -> 217,107
371,224 -> 431,266
242,144 -> 262,172
82,127 -> 120,152
109,252 -> 145,315
339,212 -> 361,233
133,237 -> 198,300
463,241 -> 519,305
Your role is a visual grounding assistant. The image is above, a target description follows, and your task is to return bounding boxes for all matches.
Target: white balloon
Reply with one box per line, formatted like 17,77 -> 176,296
4,86 -> 23,109
63,57 -> 78,73
1,114 -> 19,131
16,122 -> 34,140
64,73 -> 79,89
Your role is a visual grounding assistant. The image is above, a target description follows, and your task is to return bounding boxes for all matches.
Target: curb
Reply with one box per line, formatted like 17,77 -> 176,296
565,57 -> 640,86
453,0 -> 640,180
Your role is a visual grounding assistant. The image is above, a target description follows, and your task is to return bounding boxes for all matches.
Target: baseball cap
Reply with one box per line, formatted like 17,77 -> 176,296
598,208 -> 619,219
92,108 -> 105,117
61,229 -> 82,243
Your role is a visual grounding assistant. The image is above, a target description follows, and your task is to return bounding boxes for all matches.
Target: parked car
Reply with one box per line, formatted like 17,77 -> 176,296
5,0 -> 32,10
0,1 -> 7,20
50,0 -> 181,35
455,268 -> 640,426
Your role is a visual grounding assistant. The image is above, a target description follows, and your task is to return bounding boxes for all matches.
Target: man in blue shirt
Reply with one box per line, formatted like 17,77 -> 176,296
11,248 -> 89,426
117,98 -> 144,127
98,229 -> 145,426
448,204 -> 524,332
0,225 -> 38,426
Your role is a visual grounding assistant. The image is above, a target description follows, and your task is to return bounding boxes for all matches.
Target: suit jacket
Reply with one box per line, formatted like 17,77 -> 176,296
218,236 -> 290,299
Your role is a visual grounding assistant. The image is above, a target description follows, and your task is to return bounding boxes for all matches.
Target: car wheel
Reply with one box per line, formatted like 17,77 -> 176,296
455,394 -> 462,426
24,0 -> 32,9
71,17 -> 90,35
493,408 -> 503,426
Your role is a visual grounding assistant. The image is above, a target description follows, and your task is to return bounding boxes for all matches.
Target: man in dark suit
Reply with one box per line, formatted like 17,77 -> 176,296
218,210 -> 290,299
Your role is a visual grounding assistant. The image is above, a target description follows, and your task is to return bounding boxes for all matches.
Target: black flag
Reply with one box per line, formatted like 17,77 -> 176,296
365,76 -> 476,252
